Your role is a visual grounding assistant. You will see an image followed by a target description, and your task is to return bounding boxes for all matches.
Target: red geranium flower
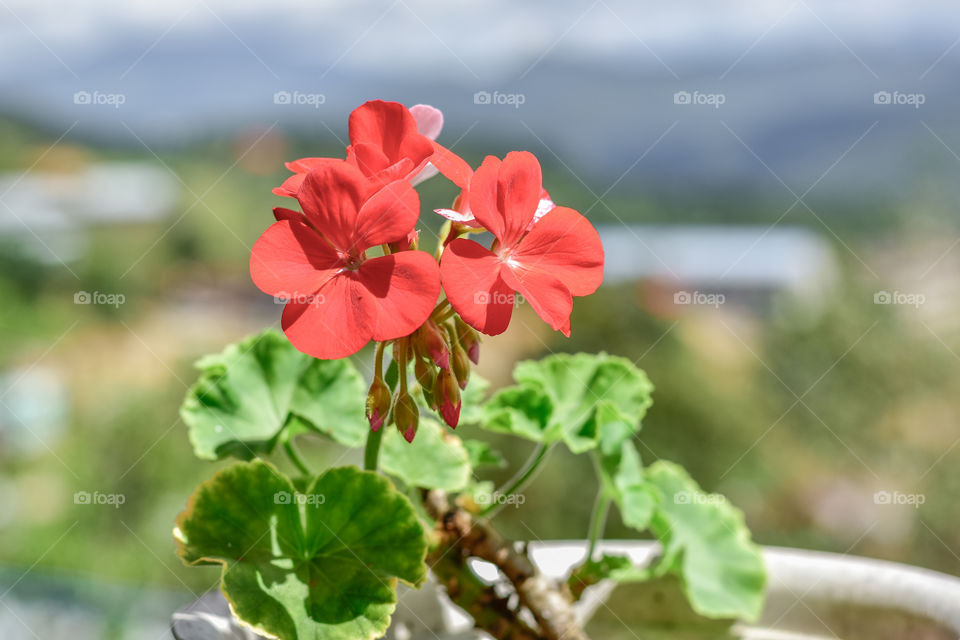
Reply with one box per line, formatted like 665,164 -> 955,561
273,100 -> 438,197
440,151 -> 604,336
251,161 -> 441,359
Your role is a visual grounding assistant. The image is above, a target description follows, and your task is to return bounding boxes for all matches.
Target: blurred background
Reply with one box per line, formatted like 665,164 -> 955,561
2,0 -> 960,637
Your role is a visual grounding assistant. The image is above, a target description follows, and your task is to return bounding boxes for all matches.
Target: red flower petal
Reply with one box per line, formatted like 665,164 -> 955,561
295,161 -> 373,253
272,173 -> 305,198
280,273 -> 374,359
465,155 -> 504,239
356,251 -> 441,341
430,142 -> 473,189
272,207 -> 303,223
500,264 -> 574,337
249,218 -> 342,299
274,158 -> 342,197
440,238 -> 515,336
496,151 -> 542,246
353,180 -> 420,251
285,157 -> 336,173
467,152 -> 542,246
348,100 -> 433,175
512,206 -> 605,297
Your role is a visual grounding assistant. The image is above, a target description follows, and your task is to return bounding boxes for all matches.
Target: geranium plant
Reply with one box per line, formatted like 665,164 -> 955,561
174,100 -> 765,640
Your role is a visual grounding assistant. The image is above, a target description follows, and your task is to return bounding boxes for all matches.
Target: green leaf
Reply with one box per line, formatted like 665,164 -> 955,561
175,461 -> 427,640
380,419 -> 472,491
644,461 -> 766,621
480,353 -> 654,453
481,386 -> 554,442
463,440 -> 506,470
181,329 -> 368,460
458,375 -> 490,425
597,414 -> 657,531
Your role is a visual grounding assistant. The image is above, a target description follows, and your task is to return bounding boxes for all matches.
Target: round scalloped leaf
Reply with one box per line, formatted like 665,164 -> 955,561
380,419 -> 472,491
644,460 -> 766,622
481,353 -> 654,453
174,461 -> 427,640
181,329 -> 367,460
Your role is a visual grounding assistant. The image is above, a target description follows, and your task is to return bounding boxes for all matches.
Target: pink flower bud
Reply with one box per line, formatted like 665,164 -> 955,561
455,316 -> 481,364
365,377 -> 392,432
433,368 -> 461,429
415,320 -> 450,370
451,342 -> 471,390
394,391 -> 419,443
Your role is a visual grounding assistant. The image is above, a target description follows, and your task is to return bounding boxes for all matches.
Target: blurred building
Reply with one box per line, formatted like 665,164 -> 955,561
0,162 -> 179,263
599,224 -> 837,314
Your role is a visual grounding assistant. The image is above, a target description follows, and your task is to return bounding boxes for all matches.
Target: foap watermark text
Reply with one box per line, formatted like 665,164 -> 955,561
474,91 -> 525,108
75,291 -> 125,308
874,290 -> 925,308
674,91 -> 725,108
674,290 -> 725,308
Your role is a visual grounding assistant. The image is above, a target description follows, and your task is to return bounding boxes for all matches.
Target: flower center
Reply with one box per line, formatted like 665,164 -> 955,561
342,252 -> 365,270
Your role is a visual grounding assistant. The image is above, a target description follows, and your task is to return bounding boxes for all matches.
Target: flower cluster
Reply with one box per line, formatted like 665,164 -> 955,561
250,100 -> 604,441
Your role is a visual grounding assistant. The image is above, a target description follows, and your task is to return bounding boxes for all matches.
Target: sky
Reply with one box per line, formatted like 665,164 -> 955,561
2,0 -> 959,194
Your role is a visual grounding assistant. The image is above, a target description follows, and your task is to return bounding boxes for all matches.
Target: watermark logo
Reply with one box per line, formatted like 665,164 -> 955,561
74,490 -> 126,508
873,91 -> 925,109
475,492 -> 526,508
674,91 -> 725,109
73,91 -> 126,109
274,291 -> 325,305
273,91 -> 326,108
274,491 -> 326,505
673,290 -> 725,308
674,491 -> 725,506
873,290 -> 925,309
74,291 -> 125,308
874,491 -> 925,508
473,91 -> 525,109
474,291 -> 521,305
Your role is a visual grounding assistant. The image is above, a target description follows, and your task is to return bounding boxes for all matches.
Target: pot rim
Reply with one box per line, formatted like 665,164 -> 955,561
520,540 -> 960,637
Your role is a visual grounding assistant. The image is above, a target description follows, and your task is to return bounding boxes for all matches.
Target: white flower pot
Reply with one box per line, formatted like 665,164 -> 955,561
172,541 -> 960,640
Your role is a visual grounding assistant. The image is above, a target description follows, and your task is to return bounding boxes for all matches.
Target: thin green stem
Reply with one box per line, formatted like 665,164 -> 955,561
396,338 -> 409,394
480,442 -> 551,518
364,342 -> 388,472
586,488 -> 611,561
430,298 -> 452,320
364,426 -> 384,471
283,437 -> 311,476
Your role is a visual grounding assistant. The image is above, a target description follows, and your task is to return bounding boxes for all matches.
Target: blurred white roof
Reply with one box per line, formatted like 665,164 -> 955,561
600,224 -> 836,297
0,162 -> 178,262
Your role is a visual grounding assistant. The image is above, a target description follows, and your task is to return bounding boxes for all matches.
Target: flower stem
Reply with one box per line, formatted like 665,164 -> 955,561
431,298 -> 452,320
364,342 -> 388,472
586,451 -> 612,560
480,442 -> 551,518
364,426 -> 384,471
586,485 -> 611,561
283,436 -> 312,477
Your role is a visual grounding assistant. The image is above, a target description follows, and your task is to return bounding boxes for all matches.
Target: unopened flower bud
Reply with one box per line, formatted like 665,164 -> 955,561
365,377 -> 392,432
455,316 -> 481,364
451,342 -> 471,390
415,320 -> 450,370
394,391 -> 419,443
433,368 -> 461,429
414,356 -> 436,389
414,358 -> 437,408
